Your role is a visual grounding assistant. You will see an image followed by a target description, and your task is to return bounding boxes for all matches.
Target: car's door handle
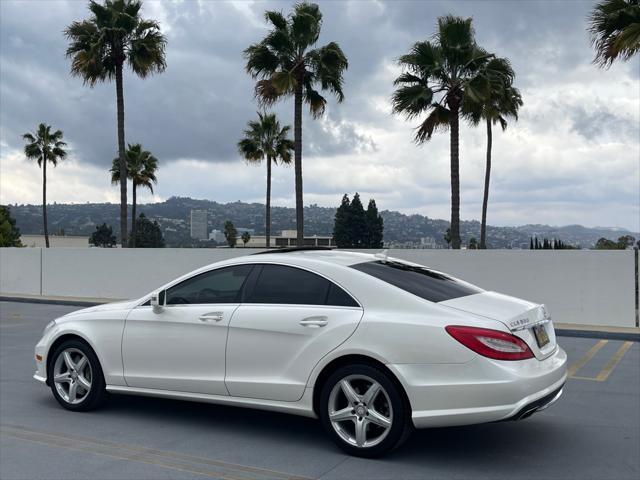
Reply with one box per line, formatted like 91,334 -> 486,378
299,316 -> 328,328
199,312 -> 224,322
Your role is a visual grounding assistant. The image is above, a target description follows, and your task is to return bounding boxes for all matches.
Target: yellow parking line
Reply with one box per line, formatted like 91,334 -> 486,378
595,342 -> 634,382
567,340 -> 608,377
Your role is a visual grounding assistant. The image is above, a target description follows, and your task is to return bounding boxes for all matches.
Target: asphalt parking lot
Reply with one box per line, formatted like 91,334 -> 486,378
0,301 -> 638,480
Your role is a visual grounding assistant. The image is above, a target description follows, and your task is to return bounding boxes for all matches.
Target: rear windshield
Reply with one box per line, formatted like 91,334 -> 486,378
350,260 -> 483,303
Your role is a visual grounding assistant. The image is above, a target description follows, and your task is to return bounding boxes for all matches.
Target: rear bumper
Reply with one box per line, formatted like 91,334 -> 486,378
389,345 -> 567,429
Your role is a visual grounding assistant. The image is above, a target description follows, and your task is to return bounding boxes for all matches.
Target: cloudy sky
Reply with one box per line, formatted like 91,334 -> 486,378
1,0 -> 638,231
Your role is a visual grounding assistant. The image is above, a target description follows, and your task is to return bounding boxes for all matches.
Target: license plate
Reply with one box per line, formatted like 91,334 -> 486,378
533,324 -> 550,348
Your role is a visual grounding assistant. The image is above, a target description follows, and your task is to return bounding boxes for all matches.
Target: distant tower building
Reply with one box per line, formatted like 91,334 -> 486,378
190,210 -> 208,240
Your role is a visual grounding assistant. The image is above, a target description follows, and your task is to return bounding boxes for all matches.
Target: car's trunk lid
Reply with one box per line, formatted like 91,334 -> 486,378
439,291 -> 557,360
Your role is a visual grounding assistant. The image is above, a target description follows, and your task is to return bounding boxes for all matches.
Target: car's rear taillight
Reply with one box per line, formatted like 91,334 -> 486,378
445,325 -> 534,361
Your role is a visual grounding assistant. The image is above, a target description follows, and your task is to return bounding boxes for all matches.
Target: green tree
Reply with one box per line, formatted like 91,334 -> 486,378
468,237 -> 478,249
444,228 -> 452,248
110,143 -> 158,247
238,112 -> 293,247
595,237 -> 620,249
393,16 -> 506,249
365,199 -> 384,248
333,194 -> 352,248
244,2 -> 348,246
463,59 -> 522,249
589,0 -> 640,67
241,231 -> 251,247
89,223 -> 117,247
349,193 -> 368,248
0,206 -> 23,247
617,235 -> 636,248
22,123 -> 68,248
224,221 -> 238,248
133,213 -> 164,247
530,237 -> 534,250
65,0 -> 167,247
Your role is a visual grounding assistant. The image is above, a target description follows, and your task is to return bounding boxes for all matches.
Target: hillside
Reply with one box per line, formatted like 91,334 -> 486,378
7,197 -> 637,248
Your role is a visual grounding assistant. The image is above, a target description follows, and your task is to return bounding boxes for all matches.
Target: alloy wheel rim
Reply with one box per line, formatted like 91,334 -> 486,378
328,374 -> 393,448
53,348 -> 92,404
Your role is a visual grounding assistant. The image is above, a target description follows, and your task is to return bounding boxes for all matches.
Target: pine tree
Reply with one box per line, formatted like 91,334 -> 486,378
333,194 -> 352,248
134,214 -> 165,248
224,221 -> 238,248
530,237 -> 534,250
365,199 -> 384,248
350,193 -> 368,248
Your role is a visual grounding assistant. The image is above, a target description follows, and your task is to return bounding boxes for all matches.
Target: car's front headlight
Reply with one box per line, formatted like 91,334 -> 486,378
43,320 -> 56,335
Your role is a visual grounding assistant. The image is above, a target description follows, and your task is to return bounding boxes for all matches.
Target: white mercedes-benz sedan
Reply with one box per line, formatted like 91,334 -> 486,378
34,248 -> 567,456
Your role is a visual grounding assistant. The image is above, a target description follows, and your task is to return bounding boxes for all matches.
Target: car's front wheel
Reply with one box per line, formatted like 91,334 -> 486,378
49,339 -> 106,411
319,364 -> 412,457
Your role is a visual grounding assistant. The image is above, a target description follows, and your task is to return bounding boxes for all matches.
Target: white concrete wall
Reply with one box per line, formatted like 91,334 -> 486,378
356,250 -> 637,328
1,248 -> 637,328
0,248 -> 41,295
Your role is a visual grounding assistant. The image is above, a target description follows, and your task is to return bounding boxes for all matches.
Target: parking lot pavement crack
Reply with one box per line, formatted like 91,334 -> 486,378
315,455 -> 351,480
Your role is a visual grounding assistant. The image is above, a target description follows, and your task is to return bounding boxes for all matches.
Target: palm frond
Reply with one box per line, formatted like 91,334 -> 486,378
415,104 -> 450,143
304,83 -> 326,118
391,84 -> 435,119
291,2 -> 322,49
589,0 -> 640,67
244,43 -> 280,77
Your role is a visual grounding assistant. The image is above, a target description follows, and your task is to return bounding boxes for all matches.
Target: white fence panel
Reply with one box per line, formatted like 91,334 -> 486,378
1,248 -> 636,328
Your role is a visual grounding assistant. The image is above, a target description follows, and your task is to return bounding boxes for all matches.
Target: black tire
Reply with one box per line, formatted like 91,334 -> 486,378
48,339 -> 107,412
319,364 -> 413,457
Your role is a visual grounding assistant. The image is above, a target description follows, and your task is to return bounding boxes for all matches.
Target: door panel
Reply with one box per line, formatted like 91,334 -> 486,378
123,304 -> 237,395
225,305 -> 363,401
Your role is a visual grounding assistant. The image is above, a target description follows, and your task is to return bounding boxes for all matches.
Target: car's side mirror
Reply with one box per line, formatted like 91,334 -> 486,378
150,290 -> 165,313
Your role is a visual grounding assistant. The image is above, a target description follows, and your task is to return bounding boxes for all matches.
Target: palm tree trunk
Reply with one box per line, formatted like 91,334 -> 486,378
115,62 -> 128,248
480,118 -> 492,249
449,102 -> 461,249
266,156 -> 272,248
42,154 -> 49,248
294,79 -> 304,247
131,184 -> 137,248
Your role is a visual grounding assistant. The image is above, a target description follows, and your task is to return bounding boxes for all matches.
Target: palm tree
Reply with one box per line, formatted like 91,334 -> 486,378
110,143 -> 158,247
238,112 -> 294,248
392,16 -> 505,249
22,124 -> 68,248
65,0 -> 167,247
589,0 -> 640,67
463,58 -> 522,249
244,2 -> 348,246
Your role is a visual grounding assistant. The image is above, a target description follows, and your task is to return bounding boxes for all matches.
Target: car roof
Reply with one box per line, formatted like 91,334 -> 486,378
237,249 -> 378,267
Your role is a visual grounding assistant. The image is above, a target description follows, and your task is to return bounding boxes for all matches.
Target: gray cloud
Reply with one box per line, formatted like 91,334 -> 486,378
1,0 -> 638,231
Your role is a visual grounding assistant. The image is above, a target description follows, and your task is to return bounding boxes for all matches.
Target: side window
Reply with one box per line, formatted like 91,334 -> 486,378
247,265 -> 330,305
166,265 -> 253,305
326,283 -> 359,307
246,264 -> 359,307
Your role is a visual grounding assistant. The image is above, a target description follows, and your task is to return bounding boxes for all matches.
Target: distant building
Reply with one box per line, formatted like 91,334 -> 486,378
235,227 -> 255,236
241,230 -> 335,248
190,210 -> 208,240
21,235 -> 91,248
420,236 -> 437,249
209,229 -> 226,243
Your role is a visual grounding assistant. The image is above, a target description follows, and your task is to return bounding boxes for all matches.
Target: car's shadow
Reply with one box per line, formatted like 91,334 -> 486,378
100,393 -> 562,465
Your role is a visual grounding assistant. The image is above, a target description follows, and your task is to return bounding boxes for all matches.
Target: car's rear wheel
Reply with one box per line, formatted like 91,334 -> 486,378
319,364 -> 412,457
49,339 -> 106,411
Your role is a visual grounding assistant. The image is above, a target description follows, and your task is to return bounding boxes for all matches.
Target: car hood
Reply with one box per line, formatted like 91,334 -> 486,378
63,299 -> 140,317
439,291 -> 547,331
